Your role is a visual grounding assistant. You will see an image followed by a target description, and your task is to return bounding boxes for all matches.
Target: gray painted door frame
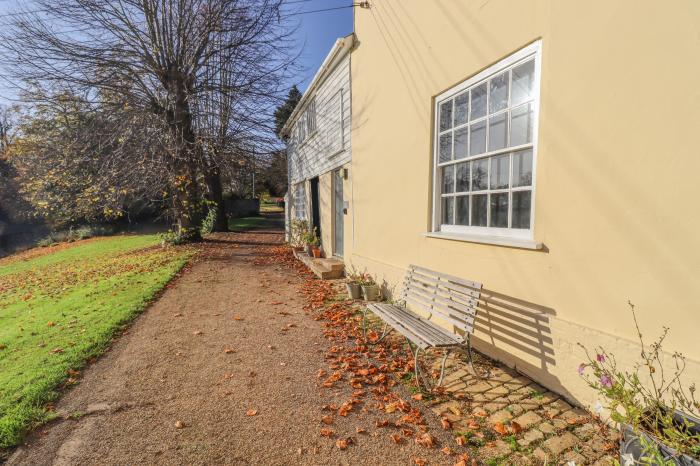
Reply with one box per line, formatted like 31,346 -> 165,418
333,169 -> 344,257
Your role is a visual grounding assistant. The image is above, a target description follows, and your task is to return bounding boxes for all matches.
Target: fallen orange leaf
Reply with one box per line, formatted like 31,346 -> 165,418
320,428 -> 334,438
245,409 -> 258,416
335,438 -> 348,450
493,422 -> 508,436
321,415 -> 334,425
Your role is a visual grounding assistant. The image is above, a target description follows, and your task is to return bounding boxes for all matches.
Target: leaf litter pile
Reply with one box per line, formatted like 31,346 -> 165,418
257,244 -> 477,466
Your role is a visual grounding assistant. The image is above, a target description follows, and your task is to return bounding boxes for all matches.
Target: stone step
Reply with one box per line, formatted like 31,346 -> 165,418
293,250 -> 345,280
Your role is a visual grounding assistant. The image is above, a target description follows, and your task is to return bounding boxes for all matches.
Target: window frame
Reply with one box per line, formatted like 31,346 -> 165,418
431,40 -> 542,240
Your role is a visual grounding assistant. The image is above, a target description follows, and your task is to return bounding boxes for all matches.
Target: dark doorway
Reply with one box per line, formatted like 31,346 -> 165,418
310,176 -> 321,239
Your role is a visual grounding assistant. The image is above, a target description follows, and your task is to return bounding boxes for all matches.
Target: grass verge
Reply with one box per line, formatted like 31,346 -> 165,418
228,216 -> 267,231
0,235 -> 194,449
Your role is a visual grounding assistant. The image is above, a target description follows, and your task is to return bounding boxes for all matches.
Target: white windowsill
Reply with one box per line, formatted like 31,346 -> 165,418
423,231 -> 544,250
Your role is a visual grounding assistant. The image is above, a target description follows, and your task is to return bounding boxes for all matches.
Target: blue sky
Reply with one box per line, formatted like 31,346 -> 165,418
285,0 -> 354,92
0,0 -> 354,103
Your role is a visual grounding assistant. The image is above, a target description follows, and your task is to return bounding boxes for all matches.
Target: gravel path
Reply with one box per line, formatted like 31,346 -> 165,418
7,216 -> 459,466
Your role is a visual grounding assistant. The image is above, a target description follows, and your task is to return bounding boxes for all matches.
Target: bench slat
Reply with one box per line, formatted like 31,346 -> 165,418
409,265 -> 482,290
403,292 -> 476,334
368,304 -> 451,346
367,304 -> 461,348
404,278 -> 479,313
406,269 -> 482,300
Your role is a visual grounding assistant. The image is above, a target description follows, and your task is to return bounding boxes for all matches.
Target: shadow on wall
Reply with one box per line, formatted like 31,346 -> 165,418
471,288 -> 579,400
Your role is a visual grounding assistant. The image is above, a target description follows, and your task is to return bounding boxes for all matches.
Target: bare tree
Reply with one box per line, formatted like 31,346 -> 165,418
1,0 -> 295,240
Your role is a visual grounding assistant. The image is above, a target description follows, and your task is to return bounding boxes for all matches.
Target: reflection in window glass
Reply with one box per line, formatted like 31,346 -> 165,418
439,133 -> 452,163
489,72 -> 509,114
490,154 -> 509,190
472,194 -> 487,226
488,113 -> 507,151
512,60 -> 535,106
454,127 -> 468,159
470,83 -> 487,120
456,162 -> 470,192
442,197 -> 454,225
442,165 -> 454,193
510,103 -> 532,146
512,149 -> 533,187
490,193 -> 509,227
454,92 -> 469,126
472,159 -> 488,191
440,100 -> 453,131
512,191 -> 531,228
455,196 -> 469,225
470,120 -> 486,155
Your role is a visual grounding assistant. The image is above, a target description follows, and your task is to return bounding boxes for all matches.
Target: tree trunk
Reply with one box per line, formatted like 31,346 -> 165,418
204,166 -> 228,232
171,159 -> 203,242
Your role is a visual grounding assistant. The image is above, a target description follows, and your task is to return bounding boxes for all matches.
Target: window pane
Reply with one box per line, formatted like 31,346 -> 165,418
472,159 -> 488,191
490,193 -> 509,228
454,127 -> 468,160
472,194 -> 487,226
442,197 -> 454,225
489,71 -> 509,114
510,103 -> 533,146
470,83 -> 487,120
455,196 -> 469,225
512,59 -> 535,106
454,92 -> 469,126
488,113 -> 507,151
439,133 -> 452,162
490,154 -> 509,189
439,99 -> 453,131
469,121 -> 486,155
442,165 -> 454,193
512,190 -> 532,229
456,162 -> 469,192
512,149 -> 533,187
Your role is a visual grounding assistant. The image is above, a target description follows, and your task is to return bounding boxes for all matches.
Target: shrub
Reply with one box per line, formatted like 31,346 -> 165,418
578,302 -> 700,462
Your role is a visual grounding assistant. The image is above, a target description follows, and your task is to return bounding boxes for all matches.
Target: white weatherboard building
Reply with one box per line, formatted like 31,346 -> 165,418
283,34 -> 353,261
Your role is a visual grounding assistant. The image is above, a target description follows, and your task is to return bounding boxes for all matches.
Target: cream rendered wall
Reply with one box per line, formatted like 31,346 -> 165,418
349,0 -> 700,406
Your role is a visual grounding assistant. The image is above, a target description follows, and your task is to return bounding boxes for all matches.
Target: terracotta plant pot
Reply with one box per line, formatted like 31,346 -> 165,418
361,284 -> 381,301
346,282 -> 362,299
311,247 -> 322,258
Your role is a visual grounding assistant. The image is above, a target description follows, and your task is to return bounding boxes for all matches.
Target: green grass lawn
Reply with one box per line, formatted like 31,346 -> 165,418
0,235 -> 194,449
228,216 -> 267,231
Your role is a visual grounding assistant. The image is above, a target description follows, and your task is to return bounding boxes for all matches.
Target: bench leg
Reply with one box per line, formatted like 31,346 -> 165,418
465,335 -> 481,379
404,337 -> 423,389
437,349 -> 451,387
363,310 -> 393,345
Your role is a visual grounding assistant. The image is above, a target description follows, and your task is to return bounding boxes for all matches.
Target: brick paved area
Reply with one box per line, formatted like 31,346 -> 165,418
350,284 -> 619,465
428,356 -> 618,465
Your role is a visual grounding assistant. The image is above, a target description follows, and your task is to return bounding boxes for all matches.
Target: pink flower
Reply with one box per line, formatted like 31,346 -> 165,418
596,354 -> 606,363
578,363 -> 586,375
600,375 -> 613,388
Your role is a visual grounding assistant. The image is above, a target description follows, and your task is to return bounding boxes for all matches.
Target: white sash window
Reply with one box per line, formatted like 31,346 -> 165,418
432,41 -> 542,240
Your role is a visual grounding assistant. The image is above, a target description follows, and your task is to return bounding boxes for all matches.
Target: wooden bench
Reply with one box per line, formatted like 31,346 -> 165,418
363,265 -> 483,388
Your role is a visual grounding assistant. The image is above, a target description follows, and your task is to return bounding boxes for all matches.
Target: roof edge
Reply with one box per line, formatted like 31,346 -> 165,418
281,33 -> 355,137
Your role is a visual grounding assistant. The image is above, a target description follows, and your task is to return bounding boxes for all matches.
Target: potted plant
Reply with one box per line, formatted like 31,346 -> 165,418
360,273 -> 381,301
345,267 -> 363,299
302,228 -> 319,256
311,241 -> 322,258
578,302 -> 700,466
290,219 -> 310,251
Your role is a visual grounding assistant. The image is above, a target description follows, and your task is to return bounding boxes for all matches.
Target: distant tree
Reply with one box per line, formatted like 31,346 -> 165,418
2,0 -> 295,241
274,85 -> 302,140
8,89 -> 168,228
262,150 -> 288,197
